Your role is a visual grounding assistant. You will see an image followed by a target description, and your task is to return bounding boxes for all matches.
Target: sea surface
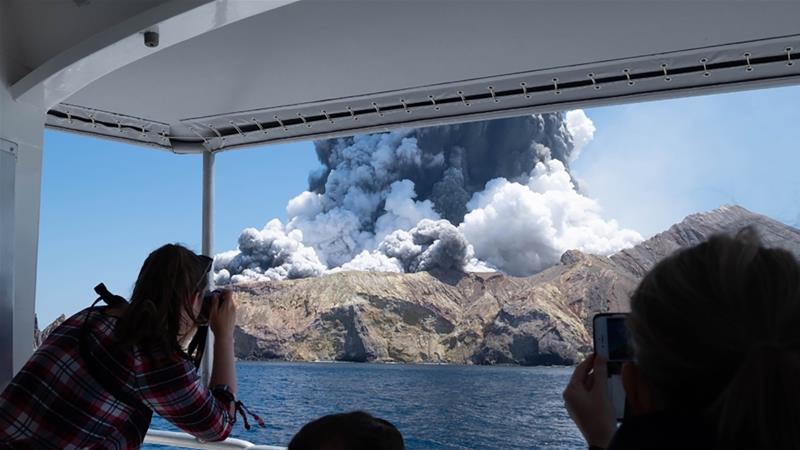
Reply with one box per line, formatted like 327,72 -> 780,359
143,361 -> 584,450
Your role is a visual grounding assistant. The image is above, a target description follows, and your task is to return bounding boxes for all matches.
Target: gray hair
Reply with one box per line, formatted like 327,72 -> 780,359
628,228 -> 800,449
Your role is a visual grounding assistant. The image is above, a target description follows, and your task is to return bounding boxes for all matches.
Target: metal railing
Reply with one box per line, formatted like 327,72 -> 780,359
144,429 -> 286,450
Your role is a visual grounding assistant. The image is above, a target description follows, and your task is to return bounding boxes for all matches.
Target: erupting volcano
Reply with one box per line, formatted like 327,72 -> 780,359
213,111 -> 641,283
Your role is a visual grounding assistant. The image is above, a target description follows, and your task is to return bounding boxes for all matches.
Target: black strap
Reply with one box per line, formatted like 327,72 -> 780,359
236,400 -> 266,429
186,325 -> 209,369
210,386 -> 263,430
94,283 -> 129,308
79,284 -> 148,412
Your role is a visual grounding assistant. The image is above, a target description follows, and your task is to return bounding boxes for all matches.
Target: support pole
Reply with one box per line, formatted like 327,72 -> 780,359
200,150 -> 215,386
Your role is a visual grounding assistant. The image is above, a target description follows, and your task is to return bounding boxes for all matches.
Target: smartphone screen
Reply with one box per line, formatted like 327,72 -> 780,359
606,317 -> 632,361
593,313 -> 631,422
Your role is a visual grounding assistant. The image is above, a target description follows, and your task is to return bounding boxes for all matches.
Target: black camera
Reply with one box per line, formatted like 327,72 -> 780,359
198,290 -> 224,324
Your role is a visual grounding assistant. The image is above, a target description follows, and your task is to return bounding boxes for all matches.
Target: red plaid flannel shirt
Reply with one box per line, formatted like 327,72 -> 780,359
0,308 -> 235,449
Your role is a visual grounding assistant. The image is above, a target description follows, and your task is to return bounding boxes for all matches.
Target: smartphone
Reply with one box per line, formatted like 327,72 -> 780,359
593,312 -> 632,422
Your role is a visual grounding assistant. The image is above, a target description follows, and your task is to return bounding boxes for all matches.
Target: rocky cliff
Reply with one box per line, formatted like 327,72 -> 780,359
611,205 -> 800,278
234,253 -> 636,366
231,205 -> 798,365
33,314 -> 66,350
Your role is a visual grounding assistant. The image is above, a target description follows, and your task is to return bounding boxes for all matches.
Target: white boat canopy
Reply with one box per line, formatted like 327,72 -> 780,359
9,0 -> 800,153
2,0 -> 800,383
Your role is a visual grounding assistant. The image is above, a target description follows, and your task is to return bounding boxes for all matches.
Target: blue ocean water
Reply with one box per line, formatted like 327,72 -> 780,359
144,361 -> 584,450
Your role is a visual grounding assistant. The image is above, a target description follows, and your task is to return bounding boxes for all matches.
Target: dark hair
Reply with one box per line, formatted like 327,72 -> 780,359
114,244 -> 211,355
628,228 -> 800,449
288,411 -> 404,450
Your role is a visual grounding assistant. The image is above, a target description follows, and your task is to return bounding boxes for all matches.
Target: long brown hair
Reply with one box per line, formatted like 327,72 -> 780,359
114,244 -> 211,356
628,228 -> 800,449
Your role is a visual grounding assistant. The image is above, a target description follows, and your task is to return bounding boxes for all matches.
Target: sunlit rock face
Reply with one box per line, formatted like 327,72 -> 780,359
232,206 -> 800,365
233,268 -> 616,366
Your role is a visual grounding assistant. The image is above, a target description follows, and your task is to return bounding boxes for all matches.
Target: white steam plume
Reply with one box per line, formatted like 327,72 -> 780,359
565,109 -> 596,162
214,111 -> 642,282
460,157 -> 642,276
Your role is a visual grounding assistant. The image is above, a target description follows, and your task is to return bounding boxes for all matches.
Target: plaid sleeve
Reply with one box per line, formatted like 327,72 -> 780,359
134,356 -> 235,442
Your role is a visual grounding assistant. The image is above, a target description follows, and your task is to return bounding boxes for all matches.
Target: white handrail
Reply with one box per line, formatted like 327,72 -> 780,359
144,429 -> 286,450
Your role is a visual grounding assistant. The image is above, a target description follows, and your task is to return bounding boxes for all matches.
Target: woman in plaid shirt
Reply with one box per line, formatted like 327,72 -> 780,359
0,244 -> 239,449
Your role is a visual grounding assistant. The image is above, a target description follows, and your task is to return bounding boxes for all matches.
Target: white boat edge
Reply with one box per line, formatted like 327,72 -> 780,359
144,429 -> 285,450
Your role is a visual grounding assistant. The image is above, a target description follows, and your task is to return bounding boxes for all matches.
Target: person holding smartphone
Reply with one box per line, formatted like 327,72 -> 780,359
0,244 -> 239,449
563,228 -> 800,450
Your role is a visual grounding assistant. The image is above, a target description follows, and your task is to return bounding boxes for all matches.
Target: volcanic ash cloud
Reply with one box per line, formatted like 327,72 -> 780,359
214,111 -> 641,285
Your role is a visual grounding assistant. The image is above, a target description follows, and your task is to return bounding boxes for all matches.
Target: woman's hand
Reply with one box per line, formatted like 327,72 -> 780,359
563,354 -> 616,449
208,289 -> 237,399
208,289 -> 237,338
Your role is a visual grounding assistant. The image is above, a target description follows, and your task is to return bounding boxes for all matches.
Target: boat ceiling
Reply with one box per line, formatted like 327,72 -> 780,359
3,0 -> 171,82
31,0 -> 800,153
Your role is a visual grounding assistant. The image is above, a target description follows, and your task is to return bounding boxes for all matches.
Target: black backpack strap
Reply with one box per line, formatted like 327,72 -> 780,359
94,283 -> 129,308
186,325 -> 209,369
79,284 -> 149,412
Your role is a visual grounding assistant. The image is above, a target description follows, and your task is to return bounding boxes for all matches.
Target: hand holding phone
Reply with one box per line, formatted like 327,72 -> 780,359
563,354 -> 616,448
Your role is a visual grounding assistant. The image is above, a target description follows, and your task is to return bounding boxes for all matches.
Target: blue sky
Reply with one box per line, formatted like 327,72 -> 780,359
36,85 -> 800,325
572,86 -> 800,236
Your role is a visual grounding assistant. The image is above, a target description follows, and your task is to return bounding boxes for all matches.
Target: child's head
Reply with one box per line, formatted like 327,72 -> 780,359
288,411 -> 404,450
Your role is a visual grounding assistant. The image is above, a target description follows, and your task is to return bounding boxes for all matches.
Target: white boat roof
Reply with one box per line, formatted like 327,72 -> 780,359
6,1 -> 800,153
